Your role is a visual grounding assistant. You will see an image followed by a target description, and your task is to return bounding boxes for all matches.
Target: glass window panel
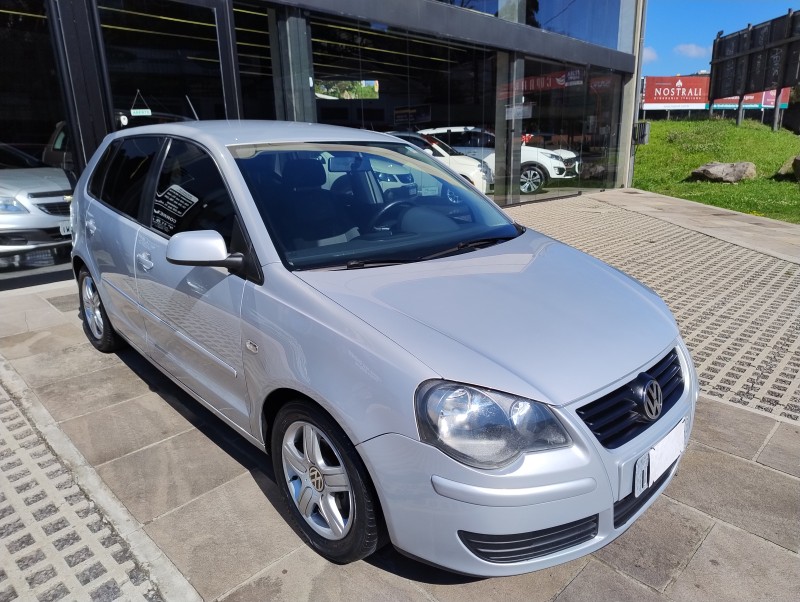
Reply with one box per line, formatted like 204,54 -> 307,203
101,136 -> 163,220
233,0 -> 276,119
97,0 -> 225,125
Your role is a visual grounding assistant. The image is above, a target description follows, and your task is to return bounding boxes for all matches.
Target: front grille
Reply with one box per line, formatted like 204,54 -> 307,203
614,460 -> 677,528
576,349 -> 684,449
459,515 -> 598,563
562,158 -> 576,168
35,202 -> 71,216
28,189 -> 72,199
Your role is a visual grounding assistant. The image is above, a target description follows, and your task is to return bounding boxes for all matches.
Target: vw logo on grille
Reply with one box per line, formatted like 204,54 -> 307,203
308,466 -> 324,492
642,379 -> 663,421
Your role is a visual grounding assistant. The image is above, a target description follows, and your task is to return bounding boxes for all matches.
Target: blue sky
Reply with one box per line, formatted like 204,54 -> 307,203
642,0 -> 797,76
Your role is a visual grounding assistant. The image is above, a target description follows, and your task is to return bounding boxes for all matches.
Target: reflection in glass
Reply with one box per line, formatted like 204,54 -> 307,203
233,0 -> 276,119
97,0 -> 225,124
436,0 -> 625,51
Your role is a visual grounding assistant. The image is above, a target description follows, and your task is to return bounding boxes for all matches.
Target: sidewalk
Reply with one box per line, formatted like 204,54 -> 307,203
1,189 -> 798,601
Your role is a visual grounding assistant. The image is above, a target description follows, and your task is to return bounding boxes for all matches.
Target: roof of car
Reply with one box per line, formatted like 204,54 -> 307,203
107,119 -> 402,148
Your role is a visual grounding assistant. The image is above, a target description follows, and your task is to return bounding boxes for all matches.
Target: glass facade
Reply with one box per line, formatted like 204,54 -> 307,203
435,0 -> 631,52
1,0 -> 640,266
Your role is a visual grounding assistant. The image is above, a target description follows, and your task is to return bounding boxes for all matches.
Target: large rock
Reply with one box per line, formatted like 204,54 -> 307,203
776,155 -> 800,181
692,162 -> 757,183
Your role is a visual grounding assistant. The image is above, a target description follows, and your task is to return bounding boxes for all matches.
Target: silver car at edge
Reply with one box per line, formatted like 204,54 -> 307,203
70,120 -> 697,577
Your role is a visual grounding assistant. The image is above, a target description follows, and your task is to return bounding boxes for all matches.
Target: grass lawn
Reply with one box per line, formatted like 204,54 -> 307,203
632,118 -> 800,223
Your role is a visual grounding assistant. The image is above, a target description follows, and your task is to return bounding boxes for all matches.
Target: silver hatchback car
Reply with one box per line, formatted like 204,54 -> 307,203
71,121 -> 697,577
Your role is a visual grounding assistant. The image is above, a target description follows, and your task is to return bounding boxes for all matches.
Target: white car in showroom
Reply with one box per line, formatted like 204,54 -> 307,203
70,120 -> 696,577
387,131 -> 493,194
419,125 -> 579,193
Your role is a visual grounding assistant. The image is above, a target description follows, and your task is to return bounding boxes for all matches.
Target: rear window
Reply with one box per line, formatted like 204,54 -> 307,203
96,136 -> 163,221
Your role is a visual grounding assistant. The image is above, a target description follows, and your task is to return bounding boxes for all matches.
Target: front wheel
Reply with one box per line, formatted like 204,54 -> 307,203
520,164 -> 547,194
271,402 -> 383,564
78,267 -> 124,353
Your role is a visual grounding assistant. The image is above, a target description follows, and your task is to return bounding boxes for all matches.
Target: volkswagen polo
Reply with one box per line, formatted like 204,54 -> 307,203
70,120 -> 697,577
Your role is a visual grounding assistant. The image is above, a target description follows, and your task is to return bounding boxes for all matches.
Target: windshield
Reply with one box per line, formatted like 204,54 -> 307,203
230,141 -> 519,270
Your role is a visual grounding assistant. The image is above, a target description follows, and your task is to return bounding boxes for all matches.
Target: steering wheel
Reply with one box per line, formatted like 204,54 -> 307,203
367,200 -> 413,231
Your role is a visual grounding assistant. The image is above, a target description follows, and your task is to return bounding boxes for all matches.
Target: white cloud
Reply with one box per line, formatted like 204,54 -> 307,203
674,44 -> 711,58
642,46 -> 658,63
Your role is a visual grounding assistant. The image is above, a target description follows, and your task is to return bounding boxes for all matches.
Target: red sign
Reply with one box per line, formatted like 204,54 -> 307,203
643,75 -> 791,110
643,76 -> 709,108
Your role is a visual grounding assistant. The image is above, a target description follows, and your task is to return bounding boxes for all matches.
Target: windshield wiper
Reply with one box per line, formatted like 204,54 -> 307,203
419,234 -> 520,261
345,258 -> 416,269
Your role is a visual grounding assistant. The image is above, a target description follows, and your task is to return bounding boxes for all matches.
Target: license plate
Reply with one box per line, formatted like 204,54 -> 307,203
634,418 -> 686,497
59,220 -> 72,236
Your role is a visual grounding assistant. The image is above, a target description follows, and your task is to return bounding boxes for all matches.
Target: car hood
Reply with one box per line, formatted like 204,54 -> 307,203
295,231 -> 678,406
0,168 -> 72,196
442,154 -> 483,172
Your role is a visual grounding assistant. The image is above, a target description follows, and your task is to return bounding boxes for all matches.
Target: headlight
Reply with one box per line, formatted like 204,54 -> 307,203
415,381 -> 572,469
0,197 -> 29,214
542,152 -> 564,163
479,161 -> 491,176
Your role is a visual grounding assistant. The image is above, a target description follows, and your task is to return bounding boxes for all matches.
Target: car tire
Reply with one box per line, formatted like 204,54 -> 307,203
78,266 -> 125,353
520,164 -> 546,194
271,401 -> 383,564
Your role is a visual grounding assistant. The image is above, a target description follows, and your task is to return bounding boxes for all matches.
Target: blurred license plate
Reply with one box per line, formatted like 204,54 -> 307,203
634,418 -> 686,497
59,221 -> 72,235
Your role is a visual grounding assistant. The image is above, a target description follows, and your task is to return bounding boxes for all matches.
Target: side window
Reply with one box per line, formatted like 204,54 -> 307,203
449,132 -> 472,147
152,139 -> 236,248
88,141 -> 119,200
98,137 -> 163,220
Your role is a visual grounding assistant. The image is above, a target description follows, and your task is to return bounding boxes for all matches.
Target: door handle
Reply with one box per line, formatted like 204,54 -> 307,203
86,218 -> 97,236
137,252 -> 154,271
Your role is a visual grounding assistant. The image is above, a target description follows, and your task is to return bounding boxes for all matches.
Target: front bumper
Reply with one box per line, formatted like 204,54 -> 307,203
357,344 -> 697,577
0,228 -> 71,257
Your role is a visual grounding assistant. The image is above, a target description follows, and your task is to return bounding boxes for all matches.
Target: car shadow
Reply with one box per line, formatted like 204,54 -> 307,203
115,346 -> 484,586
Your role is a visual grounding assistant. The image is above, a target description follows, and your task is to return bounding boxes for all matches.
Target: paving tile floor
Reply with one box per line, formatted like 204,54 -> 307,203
506,195 -> 800,421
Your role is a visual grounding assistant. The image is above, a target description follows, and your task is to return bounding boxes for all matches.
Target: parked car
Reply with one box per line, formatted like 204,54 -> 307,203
71,120 -> 696,577
387,131 -> 493,194
0,142 -> 73,257
419,126 -> 580,193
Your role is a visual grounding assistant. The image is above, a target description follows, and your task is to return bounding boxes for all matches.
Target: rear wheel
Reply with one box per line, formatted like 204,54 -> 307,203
520,164 -> 546,194
78,267 -> 124,352
271,401 -> 382,564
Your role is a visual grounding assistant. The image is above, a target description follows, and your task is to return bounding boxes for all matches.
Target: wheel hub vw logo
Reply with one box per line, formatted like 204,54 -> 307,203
643,379 -> 663,421
308,466 -> 324,492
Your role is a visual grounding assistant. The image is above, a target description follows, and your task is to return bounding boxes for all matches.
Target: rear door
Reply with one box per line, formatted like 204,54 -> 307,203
84,136 -> 165,351
135,138 -> 251,432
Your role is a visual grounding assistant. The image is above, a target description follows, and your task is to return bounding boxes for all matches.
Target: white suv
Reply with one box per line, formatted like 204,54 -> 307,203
387,131 -> 493,194
419,126 -> 579,194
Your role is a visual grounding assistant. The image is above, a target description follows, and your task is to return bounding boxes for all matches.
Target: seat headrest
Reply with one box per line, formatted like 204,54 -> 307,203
283,159 -> 327,189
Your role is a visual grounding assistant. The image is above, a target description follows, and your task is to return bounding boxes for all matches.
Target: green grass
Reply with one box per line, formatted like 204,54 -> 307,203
632,118 -> 800,223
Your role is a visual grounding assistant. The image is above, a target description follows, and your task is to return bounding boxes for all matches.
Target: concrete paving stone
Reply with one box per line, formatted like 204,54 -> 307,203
34,363 -> 153,422
757,423 -> 800,478
220,545 -> 432,602
45,293 -> 80,314
0,293 -> 54,314
96,428 -> 248,524
552,559 -> 666,602
10,342 -> 121,389
59,392 -> 197,466
690,396 -> 777,459
0,322 -> 86,361
592,496 -> 714,591
144,472 -> 302,601
0,307 -> 69,338
665,522 -> 800,602
665,441 -> 800,552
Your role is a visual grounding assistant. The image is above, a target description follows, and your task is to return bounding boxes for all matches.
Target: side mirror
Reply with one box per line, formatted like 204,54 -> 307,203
423,148 -> 434,156
166,230 -> 244,270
